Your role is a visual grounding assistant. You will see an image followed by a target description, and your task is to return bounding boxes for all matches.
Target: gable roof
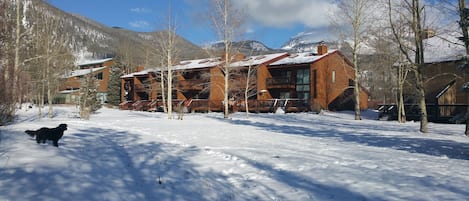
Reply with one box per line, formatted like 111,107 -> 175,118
119,48 -> 352,79
63,66 -> 107,78
120,67 -> 161,78
78,58 -> 113,66
436,80 -> 457,99
229,52 -> 289,67
172,57 -> 223,70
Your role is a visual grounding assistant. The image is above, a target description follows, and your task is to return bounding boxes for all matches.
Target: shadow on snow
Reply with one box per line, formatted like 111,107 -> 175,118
213,115 -> 469,161
0,127 -> 240,201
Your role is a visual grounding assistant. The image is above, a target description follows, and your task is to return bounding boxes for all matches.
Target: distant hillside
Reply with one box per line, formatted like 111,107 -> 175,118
27,1 -> 208,65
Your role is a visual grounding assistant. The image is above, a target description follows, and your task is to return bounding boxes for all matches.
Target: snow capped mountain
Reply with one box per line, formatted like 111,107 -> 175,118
281,31 -> 339,53
204,40 -> 276,55
246,40 -> 271,51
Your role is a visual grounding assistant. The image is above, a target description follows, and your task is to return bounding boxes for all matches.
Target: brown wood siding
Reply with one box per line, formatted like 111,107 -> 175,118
61,77 -> 81,90
210,67 -> 224,101
61,59 -> 113,95
257,64 -> 272,100
149,73 -> 158,100
121,79 -> 126,102
311,63 -> 327,109
438,84 -> 456,116
310,52 -> 368,109
97,67 -> 110,92
310,52 -> 356,109
423,61 -> 467,105
61,68 -> 109,93
119,51 -> 371,111
359,89 -> 369,109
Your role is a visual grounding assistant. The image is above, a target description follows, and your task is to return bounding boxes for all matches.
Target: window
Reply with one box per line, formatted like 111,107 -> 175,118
296,68 -> 310,85
313,69 -> 317,98
95,72 -> 103,80
332,70 -> 336,83
296,68 -> 310,103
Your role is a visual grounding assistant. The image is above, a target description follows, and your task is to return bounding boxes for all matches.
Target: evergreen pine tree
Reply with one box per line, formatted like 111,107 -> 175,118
106,65 -> 123,106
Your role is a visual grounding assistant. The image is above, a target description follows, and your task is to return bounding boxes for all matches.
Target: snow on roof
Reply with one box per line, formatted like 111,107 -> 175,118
172,57 -> 224,71
120,73 -> 135,78
424,32 -> 466,63
121,67 -> 164,78
229,52 -> 289,67
64,66 -> 107,78
78,58 -> 113,66
58,89 -> 80,94
120,50 -> 338,78
269,50 -> 336,66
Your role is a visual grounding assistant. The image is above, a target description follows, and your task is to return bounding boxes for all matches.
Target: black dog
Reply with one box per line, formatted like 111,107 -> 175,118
25,124 -> 67,147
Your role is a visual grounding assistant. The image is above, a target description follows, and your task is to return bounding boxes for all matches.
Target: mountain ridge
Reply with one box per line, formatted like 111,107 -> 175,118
27,0 -> 209,66
28,1 -> 347,66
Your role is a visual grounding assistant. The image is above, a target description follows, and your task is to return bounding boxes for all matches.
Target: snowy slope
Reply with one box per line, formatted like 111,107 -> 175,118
281,32 -> 339,53
1,106 -> 469,201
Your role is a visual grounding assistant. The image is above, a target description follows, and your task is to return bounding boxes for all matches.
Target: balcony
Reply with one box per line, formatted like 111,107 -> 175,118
177,79 -> 206,91
134,84 -> 149,93
266,77 -> 295,89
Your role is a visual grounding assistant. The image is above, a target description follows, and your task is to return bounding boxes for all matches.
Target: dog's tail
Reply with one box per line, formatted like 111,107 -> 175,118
25,130 -> 37,137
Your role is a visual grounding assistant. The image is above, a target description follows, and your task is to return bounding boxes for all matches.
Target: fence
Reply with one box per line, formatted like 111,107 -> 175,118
378,104 -> 468,123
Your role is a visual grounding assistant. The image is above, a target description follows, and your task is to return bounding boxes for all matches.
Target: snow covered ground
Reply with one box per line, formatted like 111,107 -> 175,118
1,106 -> 469,201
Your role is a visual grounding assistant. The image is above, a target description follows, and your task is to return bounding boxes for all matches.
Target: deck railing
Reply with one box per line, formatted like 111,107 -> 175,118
123,98 -> 310,113
378,104 -> 468,123
177,79 -> 206,91
266,77 -> 295,88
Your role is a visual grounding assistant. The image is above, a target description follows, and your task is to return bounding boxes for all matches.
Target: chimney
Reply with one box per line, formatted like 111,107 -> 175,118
136,66 -> 145,72
221,52 -> 245,62
317,43 -> 328,55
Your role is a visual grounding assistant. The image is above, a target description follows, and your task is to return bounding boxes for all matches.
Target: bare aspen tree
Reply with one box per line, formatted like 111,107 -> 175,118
397,61 -> 409,123
234,49 -> 257,119
115,38 -> 137,75
335,0 -> 374,120
241,48 -> 259,118
13,0 -> 22,105
31,9 -> 74,118
387,0 -> 429,133
79,69 -> 101,120
154,2 -> 180,119
0,0 -> 16,125
158,65 -> 168,113
210,0 -> 244,118
385,7 -> 411,123
165,17 -> 177,119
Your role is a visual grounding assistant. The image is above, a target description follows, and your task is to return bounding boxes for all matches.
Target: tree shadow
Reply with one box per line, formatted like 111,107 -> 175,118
230,154 -> 386,201
211,115 -> 469,160
0,127 -> 247,201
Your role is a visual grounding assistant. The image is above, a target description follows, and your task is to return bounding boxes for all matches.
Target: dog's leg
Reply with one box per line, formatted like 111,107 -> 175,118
52,140 -> 59,147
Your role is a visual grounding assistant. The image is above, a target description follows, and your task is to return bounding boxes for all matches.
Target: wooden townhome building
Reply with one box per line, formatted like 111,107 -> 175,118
378,31 -> 468,123
59,58 -> 114,104
120,45 -> 369,113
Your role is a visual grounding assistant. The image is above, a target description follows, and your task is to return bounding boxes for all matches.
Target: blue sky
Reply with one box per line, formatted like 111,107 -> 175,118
47,0 -> 337,49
